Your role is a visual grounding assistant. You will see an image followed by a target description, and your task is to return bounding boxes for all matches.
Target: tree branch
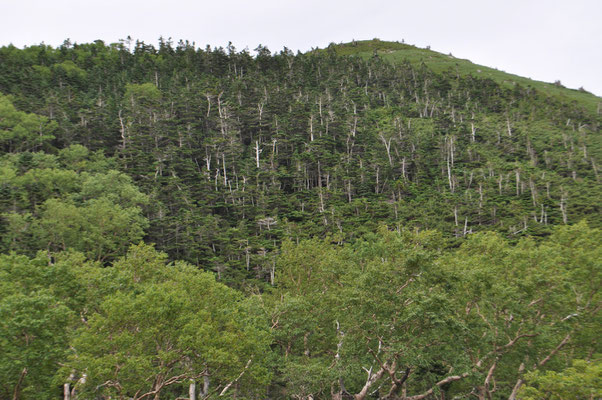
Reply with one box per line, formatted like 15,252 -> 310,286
219,358 -> 252,396
354,366 -> 385,400
405,372 -> 469,400
136,373 -> 194,400
12,367 -> 27,400
537,333 -> 571,368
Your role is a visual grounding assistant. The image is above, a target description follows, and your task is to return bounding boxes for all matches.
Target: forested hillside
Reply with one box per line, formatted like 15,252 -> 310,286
0,38 -> 600,399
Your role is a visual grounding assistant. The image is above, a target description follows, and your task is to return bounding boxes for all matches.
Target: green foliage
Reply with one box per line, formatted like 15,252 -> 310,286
326,40 -> 601,114
52,60 -> 88,83
269,229 -> 464,398
267,224 -> 601,398
0,93 -> 56,153
124,82 -> 161,105
0,147 -> 148,261
0,40 -> 599,281
519,358 -> 602,399
0,292 -> 72,399
35,197 -> 147,261
0,39 -> 599,399
0,252 -> 87,400
64,243 -> 272,399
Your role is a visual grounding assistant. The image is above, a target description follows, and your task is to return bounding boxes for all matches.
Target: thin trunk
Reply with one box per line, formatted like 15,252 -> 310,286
219,359 -> 252,397
118,110 -> 127,150
64,383 -> 71,400
507,365 -> 524,400
202,376 -> 210,398
560,190 -> 568,224
471,121 -> 476,142
254,141 -> 261,168
454,206 -> 459,227
222,154 -> 227,187
354,367 -> 385,400
189,381 -> 196,400
406,373 -> 469,400
12,367 -> 27,400
379,134 -> 393,166
402,157 -> 406,180
217,92 -> 225,136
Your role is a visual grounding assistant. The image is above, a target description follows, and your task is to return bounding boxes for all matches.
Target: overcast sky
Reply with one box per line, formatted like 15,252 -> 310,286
2,0 -> 601,96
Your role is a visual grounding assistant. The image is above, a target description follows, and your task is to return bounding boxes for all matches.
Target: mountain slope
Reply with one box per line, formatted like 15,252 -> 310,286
0,39 -> 600,399
0,39 -> 600,284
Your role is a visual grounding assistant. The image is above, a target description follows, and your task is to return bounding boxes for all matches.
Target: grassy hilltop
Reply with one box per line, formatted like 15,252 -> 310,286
320,39 -> 601,114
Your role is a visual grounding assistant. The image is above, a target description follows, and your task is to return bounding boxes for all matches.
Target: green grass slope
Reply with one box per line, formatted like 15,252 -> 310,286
323,39 -> 601,115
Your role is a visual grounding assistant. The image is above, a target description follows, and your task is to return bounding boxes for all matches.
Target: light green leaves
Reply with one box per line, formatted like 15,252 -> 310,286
0,94 -> 56,153
0,252 -> 81,400
67,244 -> 272,399
519,359 -> 602,400
1,148 -> 149,261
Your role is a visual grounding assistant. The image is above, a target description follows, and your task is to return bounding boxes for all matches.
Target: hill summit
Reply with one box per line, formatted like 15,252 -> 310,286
322,39 -> 600,113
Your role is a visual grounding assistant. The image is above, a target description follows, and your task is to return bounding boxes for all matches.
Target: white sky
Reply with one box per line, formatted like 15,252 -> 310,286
2,0 -> 602,96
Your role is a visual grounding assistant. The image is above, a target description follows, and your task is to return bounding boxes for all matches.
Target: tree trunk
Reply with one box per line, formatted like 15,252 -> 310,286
12,367 -> 27,400
354,367 -> 385,400
64,383 -> 71,400
508,362 -> 525,400
202,376 -> 210,398
189,381 -> 196,400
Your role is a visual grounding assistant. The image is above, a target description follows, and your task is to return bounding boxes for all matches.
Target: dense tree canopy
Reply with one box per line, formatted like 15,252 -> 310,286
0,39 -> 599,399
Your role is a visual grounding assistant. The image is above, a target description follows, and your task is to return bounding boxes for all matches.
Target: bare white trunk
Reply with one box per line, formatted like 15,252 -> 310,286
529,178 -> 537,206
379,134 -> 393,166
205,147 -> 211,172
201,376 -> 210,398
508,378 -> 523,400
118,110 -> 127,150
402,157 -> 407,180
189,381 -> 196,400
271,139 -> 277,169
63,383 -> 71,400
217,92 -> 225,136
222,154 -> 227,186
219,360 -> 251,397
447,156 -> 454,192
205,94 -> 212,117
454,206 -> 459,227
450,137 -> 455,168
257,102 -> 264,122
254,140 -> 262,168
560,191 -> 568,224
354,367 -> 385,400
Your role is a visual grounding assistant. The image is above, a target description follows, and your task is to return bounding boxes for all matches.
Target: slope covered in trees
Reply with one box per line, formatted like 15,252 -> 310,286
0,38 -> 600,399
1,38 -> 600,282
